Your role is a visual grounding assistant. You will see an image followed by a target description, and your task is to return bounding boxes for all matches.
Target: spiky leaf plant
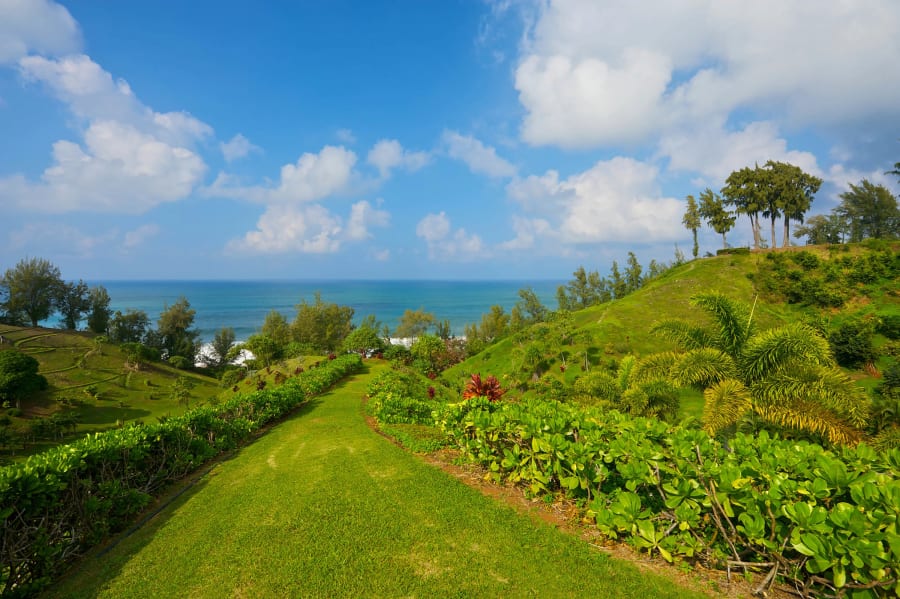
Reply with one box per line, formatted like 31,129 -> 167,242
654,292 -> 867,445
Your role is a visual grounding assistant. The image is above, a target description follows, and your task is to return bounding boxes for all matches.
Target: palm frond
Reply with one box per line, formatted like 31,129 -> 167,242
739,323 -> 832,383
673,348 -> 737,388
802,365 -> 869,427
631,351 -> 679,384
651,320 -> 715,351
754,398 -> 865,446
702,378 -> 752,435
872,426 -> 900,451
619,386 -> 649,415
691,292 -> 752,358
617,355 -> 637,391
573,371 -> 619,402
636,379 -> 680,422
751,363 -> 868,428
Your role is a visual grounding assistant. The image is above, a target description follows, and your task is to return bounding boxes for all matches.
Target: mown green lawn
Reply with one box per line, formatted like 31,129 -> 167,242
48,363 -> 711,598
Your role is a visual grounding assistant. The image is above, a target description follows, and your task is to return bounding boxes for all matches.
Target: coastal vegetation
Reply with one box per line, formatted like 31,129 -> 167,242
1,161 -> 899,597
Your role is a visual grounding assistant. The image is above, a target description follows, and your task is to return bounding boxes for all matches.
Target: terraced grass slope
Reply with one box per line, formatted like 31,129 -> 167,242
47,364 -> 711,599
0,326 -> 221,461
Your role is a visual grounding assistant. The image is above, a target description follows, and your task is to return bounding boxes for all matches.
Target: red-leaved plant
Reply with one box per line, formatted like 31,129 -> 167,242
462,373 -> 505,402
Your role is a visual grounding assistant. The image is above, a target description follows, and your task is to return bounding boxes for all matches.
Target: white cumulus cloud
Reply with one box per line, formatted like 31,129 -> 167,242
2,53 -> 211,214
366,139 -> 430,178
515,0 -> 900,149
1,120 -> 206,213
415,211 -> 486,261
206,145 -> 357,204
442,130 -> 517,178
228,204 -> 344,254
505,157 -> 683,245
660,120 -> 821,184
0,0 -> 81,64
346,199 -> 390,241
220,133 -> 261,162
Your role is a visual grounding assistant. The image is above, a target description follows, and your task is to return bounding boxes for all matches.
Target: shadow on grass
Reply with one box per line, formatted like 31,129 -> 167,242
44,391 -> 335,598
74,406 -> 153,425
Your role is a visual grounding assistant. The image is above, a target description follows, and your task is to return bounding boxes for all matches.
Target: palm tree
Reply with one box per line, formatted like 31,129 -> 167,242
653,293 -> 867,445
573,354 -> 680,421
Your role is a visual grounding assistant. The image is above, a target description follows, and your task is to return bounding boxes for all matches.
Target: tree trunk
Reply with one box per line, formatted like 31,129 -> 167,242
770,216 -> 777,250
783,217 -> 791,248
692,230 -> 699,258
750,214 -> 760,250
722,232 -> 727,249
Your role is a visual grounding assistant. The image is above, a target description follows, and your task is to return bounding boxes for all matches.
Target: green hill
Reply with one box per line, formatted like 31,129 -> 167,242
0,326 -> 221,463
442,244 -> 899,417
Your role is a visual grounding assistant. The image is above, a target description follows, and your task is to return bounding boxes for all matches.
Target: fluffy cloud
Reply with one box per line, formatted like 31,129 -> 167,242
442,130 -> 517,178
228,199 -> 391,255
498,216 -> 556,251
220,133 -> 261,162
228,204 -> 344,254
206,145 -> 357,204
0,0 -> 81,64
517,49 -> 671,147
660,120 -> 821,183
415,211 -> 486,260
2,53 -> 211,213
505,157 -> 683,245
19,54 -> 212,147
1,120 -> 206,213
515,1 -> 900,148
366,139 -> 430,178
346,199 -> 390,241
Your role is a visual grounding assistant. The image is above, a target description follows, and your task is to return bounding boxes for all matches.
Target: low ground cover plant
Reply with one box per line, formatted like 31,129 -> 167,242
366,368 -> 448,425
439,397 -> 900,597
0,354 -> 362,598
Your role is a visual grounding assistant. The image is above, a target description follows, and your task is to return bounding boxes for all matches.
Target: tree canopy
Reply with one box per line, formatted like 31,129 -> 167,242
1,257 -> 63,327
0,350 -> 48,409
836,179 -> 900,242
56,280 -> 90,330
109,309 -> 150,343
720,161 -> 821,249
156,297 -> 200,361
698,188 -> 735,249
682,195 -> 701,258
292,292 -> 355,351
393,307 -> 436,339
86,286 -> 112,335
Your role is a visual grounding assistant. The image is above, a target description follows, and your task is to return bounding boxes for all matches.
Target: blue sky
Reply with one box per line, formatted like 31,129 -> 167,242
2,0 -> 899,280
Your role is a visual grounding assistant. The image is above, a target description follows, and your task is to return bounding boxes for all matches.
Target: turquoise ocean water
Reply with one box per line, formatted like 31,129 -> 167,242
82,280 -> 564,341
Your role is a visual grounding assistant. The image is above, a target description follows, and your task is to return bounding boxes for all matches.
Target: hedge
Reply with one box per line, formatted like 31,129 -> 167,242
0,354 -> 362,597
439,397 -> 900,598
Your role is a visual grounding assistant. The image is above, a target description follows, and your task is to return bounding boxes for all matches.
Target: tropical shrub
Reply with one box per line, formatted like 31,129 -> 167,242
0,354 -> 362,597
439,397 -> 900,597
572,355 -> 679,421
462,373 -> 505,402
829,318 -> 878,369
654,293 -> 867,445
366,369 -> 447,425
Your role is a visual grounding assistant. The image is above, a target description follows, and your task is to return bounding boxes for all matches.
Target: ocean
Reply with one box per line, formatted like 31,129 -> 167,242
81,280 -> 564,341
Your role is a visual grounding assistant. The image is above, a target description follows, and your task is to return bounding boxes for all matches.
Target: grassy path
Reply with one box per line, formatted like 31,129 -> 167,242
48,364 -> 709,598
